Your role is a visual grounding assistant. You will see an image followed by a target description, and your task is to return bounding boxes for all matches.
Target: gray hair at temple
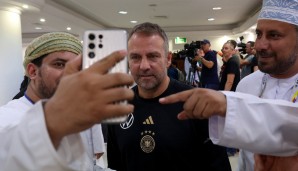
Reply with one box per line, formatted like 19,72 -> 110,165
128,22 -> 169,54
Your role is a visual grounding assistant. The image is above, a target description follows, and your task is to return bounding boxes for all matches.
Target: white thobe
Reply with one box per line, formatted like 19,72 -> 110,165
81,124 -> 105,169
0,97 -> 104,171
209,71 -> 298,170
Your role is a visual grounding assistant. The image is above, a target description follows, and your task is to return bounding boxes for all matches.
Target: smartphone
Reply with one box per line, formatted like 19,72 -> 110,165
82,29 -> 129,124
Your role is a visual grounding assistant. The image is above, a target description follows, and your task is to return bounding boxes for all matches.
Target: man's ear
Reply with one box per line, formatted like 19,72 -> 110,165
26,63 -> 38,79
166,52 -> 172,67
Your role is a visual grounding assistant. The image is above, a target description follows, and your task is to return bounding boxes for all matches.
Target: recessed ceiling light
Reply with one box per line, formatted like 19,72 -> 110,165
35,27 -> 42,30
66,27 -> 71,31
130,20 -> 137,23
22,4 -> 28,9
213,7 -> 222,10
118,11 -> 127,14
208,18 -> 215,21
40,18 -> 46,22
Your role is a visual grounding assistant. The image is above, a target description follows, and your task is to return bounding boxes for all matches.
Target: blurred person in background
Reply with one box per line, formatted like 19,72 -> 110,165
198,39 -> 220,90
240,41 -> 255,79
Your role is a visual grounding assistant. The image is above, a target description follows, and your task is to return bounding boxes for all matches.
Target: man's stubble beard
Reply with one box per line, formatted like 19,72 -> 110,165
136,72 -> 165,91
37,70 -> 58,99
258,46 -> 298,75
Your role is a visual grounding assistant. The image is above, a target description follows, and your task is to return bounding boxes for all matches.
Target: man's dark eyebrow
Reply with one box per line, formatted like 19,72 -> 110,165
255,28 -> 281,34
54,58 -> 68,62
267,30 -> 282,34
147,51 -> 160,56
128,51 -> 161,57
128,52 -> 140,57
49,58 -> 68,65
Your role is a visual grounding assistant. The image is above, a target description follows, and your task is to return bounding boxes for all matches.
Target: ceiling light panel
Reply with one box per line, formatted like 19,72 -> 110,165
118,11 -> 127,14
213,7 -> 222,10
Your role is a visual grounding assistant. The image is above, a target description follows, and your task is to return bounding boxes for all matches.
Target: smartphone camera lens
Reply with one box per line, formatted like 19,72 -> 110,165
88,52 -> 95,58
99,44 -> 103,48
99,34 -> 103,39
88,34 -> 95,40
88,43 -> 95,49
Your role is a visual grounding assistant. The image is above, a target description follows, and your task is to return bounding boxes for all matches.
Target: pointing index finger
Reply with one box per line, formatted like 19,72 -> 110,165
159,89 -> 193,104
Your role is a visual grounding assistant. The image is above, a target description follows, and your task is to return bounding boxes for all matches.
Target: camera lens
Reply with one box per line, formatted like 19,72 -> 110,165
88,43 -> 95,49
98,44 -> 103,48
88,52 -> 95,58
98,34 -> 103,39
88,34 -> 95,40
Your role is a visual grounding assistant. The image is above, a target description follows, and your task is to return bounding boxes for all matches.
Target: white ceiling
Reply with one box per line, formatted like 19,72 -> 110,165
11,0 -> 262,42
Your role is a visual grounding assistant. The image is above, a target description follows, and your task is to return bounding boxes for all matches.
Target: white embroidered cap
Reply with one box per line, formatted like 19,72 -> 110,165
258,0 -> 298,26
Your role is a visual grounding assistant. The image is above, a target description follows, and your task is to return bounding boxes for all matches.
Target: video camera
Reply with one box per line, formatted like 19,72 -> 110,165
237,36 -> 246,55
184,41 -> 202,59
176,40 -> 202,64
176,41 -> 201,70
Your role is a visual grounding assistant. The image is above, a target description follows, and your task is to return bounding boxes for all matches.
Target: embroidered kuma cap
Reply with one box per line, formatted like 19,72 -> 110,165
23,32 -> 82,76
258,0 -> 298,26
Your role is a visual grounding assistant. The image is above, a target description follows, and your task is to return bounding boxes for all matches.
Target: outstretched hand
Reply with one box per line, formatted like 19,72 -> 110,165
159,88 -> 227,120
44,50 -> 135,148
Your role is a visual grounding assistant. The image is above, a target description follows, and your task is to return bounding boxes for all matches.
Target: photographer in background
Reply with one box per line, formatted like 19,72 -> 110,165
240,41 -> 255,79
198,39 -> 219,90
184,43 -> 201,86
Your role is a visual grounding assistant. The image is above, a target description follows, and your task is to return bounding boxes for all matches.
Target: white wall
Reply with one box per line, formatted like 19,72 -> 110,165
0,10 -> 23,105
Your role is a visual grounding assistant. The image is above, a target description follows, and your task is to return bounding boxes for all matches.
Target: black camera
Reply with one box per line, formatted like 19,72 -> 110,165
175,40 -> 202,68
176,41 -> 202,58
237,36 -> 246,55
185,41 -> 202,59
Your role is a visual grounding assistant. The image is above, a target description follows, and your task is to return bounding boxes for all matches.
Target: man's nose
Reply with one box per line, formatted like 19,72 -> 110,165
140,58 -> 150,70
255,37 -> 269,51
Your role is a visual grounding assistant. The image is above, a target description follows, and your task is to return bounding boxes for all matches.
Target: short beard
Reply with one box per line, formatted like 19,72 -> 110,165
37,70 -> 56,99
135,72 -> 165,91
136,76 -> 160,91
258,43 -> 298,75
